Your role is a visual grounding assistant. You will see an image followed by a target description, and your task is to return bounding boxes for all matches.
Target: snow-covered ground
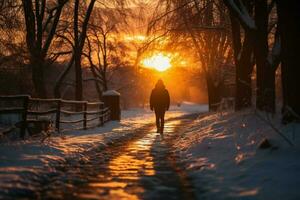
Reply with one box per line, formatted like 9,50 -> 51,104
175,109 -> 300,200
0,102 -> 208,196
3,102 -> 299,199
2,103 -> 299,199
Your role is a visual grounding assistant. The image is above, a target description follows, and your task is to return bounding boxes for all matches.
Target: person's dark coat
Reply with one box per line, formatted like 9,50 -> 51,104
150,80 -> 170,111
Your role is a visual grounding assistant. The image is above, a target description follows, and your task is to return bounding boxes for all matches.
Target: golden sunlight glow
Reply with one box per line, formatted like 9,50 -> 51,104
124,35 -> 146,42
141,53 -> 172,72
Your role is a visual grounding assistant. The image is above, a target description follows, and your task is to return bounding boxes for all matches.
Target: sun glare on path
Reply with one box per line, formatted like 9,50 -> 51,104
141,53 -> 172,72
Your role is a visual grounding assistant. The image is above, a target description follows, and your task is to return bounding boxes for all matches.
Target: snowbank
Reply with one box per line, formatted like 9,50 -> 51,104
175,110 -> 300,199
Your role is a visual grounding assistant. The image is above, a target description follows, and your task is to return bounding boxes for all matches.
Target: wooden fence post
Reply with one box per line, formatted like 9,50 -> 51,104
98,103 -> 103,126
56,100 -> 61,133
83,102 -> 87,130
108,109 -> 111,121
101,104 -> 104,126
20,96 -> 29,139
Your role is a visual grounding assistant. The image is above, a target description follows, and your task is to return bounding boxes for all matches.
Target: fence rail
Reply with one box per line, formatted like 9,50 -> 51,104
0,95 -> 111,138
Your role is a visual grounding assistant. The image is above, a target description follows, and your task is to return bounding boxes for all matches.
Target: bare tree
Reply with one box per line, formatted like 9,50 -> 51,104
84,8 -> 122,97
54,0 -> 96,100
149,0 -> 233,111
21,0 -> 68,98
73,0 -> 96,101
54,0 -> 127,101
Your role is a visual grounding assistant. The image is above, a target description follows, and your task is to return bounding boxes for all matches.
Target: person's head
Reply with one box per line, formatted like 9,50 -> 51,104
155,79 -> 165,89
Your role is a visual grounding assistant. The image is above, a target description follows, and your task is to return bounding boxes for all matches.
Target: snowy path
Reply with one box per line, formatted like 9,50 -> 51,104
32,114 -> 198,199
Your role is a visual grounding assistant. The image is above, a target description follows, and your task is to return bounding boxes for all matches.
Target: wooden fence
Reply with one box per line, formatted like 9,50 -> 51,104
0,95 -> 111,138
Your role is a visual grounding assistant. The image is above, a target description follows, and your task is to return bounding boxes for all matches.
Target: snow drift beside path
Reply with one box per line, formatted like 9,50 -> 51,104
175,110 -> 300,200
0,102 -> 207,197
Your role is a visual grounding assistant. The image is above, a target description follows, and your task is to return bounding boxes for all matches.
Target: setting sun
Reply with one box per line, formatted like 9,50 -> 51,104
141,53 -> 172,72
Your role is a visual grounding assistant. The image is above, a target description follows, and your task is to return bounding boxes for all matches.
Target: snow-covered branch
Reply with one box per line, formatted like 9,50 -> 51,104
223,0 -> 256,30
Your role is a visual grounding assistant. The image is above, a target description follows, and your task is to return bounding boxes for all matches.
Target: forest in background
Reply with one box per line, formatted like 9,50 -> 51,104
0,0 -> 207,108
0,0 -> 299,123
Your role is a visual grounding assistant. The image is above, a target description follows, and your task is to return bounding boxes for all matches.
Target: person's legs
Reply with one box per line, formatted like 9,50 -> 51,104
155,109 -> 160,133
160,111 -> 165,134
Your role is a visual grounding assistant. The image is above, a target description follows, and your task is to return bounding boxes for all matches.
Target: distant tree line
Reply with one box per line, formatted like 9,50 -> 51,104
1,0 -> 299,122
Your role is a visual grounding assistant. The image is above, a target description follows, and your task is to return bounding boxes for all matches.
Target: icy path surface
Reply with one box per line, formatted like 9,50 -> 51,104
36,115 -> 197,199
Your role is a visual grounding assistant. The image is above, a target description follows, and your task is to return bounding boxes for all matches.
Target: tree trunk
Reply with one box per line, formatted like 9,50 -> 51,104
74,52 -> 83,101
22,0 -> 66,98
235,55 -> 253,110
102,72 -> 108,91
73,0 -> 96,101
230,14 -> 253,110
206,75 -> 222,111
54,56 -> 75,98
228,5 -> 254,111
31,57 -> 47,98
90,66 -> 103,101
277,0 -> 300,122
254,0 -> 275,113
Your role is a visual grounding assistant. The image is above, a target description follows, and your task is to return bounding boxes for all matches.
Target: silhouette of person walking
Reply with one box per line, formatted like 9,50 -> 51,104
150,79 -> 170,134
